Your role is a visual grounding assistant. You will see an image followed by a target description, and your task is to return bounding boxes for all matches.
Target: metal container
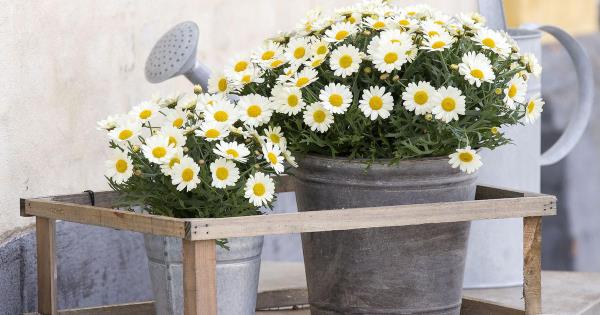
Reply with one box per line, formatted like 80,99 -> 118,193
294,155 -> 477,315
464,27 -> 593,288
144,235 -> 263,315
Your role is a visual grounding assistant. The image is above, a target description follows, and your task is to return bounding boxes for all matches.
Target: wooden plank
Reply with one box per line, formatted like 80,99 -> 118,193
523,216 -> 542,315
187,195 -> 556,240
36,217 -> 57,315
183,240 -> 217,315
23,199 -> 187,238
52,191 -> 121,208
461,296 -> 524,315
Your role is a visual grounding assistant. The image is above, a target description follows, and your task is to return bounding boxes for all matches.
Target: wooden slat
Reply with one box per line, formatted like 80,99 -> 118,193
461,296 -> 524,315
523,216 -> 542,315
23,199 -> 187,238
52,191 -> 121,208
36,217 -> 57,315
183,240 -> 217,315
186,195 -> 556,240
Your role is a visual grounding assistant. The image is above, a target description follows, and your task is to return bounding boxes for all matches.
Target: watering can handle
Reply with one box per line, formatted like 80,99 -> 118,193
535,25 -> 594,166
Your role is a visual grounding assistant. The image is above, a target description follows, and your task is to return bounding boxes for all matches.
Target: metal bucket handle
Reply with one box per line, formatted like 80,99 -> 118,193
534,25 -> 594,166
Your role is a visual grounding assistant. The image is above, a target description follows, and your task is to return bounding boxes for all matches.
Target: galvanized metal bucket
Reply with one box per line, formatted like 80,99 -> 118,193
144,234 -> 263,315
294,155 -> 477,315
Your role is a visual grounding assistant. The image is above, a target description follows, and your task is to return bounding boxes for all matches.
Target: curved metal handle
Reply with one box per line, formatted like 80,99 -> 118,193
538,25 -> 594,166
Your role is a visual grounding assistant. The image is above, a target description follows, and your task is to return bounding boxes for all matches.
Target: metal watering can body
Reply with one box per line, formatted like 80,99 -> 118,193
464,26 -> 593,288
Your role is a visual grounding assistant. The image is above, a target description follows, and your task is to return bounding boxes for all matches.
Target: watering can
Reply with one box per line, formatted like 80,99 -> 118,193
463,0 -> 594,288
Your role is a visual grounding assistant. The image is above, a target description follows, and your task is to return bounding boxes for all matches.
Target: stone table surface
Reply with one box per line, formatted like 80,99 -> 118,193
256,261 -> 600,315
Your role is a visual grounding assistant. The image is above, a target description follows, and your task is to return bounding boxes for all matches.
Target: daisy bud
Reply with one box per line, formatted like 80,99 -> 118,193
255,164 -> 261,169
198,159 -> 205,165
392,75 -> 400,81
491,127 -> 499,134
425,113 -> 433,121
379,73 -> 389,80
494,88 -> 502,95
131,145 -> 140,153
193,85 -> 203,94
362,30 -> 371,36
450,64 -> 459,70
134,169 -> 143,176
255,150 -> 261,156
364,67 -> 372,74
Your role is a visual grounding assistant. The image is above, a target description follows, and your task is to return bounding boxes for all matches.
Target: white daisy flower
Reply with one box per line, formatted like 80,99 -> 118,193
214,140 -> 251,163
474,28 -> 510,57
285,37 -> 311,65
232,67 -> 265,86
378,29 -> 413,48
303,103 -> 334,133
176,93 -> 198,110
432,86 -> 466,123
305,55 -> 327,68
324,22 -> 357,43
263,126 -> 285,147
97,115 -> 118,131
204,99 -> 238,125
310,38 -> 330,57
431,12 -> 451,26
267,57 -> 286,70
504,75 -> 527,109
253,41 -> 284,65
262,142 -> 285,174
289,67 -> 318,88
458,52 -> 495,87
344,12 -> 362,25
237,94 -> 273,127
391,15 -> 418,31
129,101 -> 159,122
521,53 -> 542,77
330,44 -> 362,78
420,20 -> 446,37
207,72 -> 232,94
359,86 -> 394,120
210,158 -> 240,188
364,16 -> 389,30
142,135 -> 176,164
159,125 -> 186,148
195,121 -> 230,141
225,54 -> 252,77
423,32 -> 455,51
109,117 -> 141,142
164,108 -> 188,129
457,12 -> 486,30
524,94 -> 544,124
105,149 -> 133,184
319,83 -> 353,114
372,42 -> 409,73
196,93 -> 227,112
282,149 -> 298,168
244,172 -> 275,207
277,65 -> 300,84
171,157 -> 201,191
160,147 -> 184,176
449,146 -> 482,174
271,85 -> 305,115
402,81 -> 436,115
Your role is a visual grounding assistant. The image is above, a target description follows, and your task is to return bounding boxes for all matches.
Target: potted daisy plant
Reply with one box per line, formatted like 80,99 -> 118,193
203,1 -> 544,314
98,85 -> 294,315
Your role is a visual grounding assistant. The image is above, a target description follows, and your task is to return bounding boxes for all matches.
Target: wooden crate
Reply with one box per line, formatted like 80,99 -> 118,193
20,176 -> 555,315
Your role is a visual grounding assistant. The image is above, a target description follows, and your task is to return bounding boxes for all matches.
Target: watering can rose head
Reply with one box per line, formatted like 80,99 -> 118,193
208,0 -> 542,174
98,88 -> 295,219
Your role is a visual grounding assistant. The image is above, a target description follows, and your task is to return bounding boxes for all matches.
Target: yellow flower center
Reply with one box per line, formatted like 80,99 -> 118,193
428,31 -> 439,37
339,55 -> 353,69
218,78 -> 228,92
316,45 -> 327,55
270,59 -> 284,68
347,16 -> 356,24
398,19 -> 410,26
287,94 -> 299,107
369,96 -> 383,110
226,149 -> 239,158
241,74 -> 252,84
335,30 -> 349,41
267,152 -> 278,165
432,41 -> 446,49
234,61 -> 248,72
261,50 -> 275,60
139,109 -> 152,120
269,133 -> 281,143
115,159 -> 128,173
311,58 -> 324,67
118,129 -> 133,140
313,110 -> 326,123
296,77 -> 309,87
169,157 -> 180,168
293,47 -> 306,59
384,52 -> 398,64
247,105 -> 262,118
215,167 -> 229,180
482,38 -> 496,48
329,94 -> 343,107
527,101 -> 535,113
253,183 -> 266,196
205,129 -> 220,138
508,84 -> 517,98
441,97 -> 456,112
168,136 -> 177,147
491,127 -> 499,134
373,21 -> 385,29
470,69 -> 484,79
152,147 -> 167,159
459,152 -> 473,162
413,91 -> 429,105
181,168 -> 194,182
172,118 -> 184,128
214,110 -> 228,122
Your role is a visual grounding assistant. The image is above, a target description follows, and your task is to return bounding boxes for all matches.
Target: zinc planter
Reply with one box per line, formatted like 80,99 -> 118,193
144,234 -> 263,315
294,155 -> 477,315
